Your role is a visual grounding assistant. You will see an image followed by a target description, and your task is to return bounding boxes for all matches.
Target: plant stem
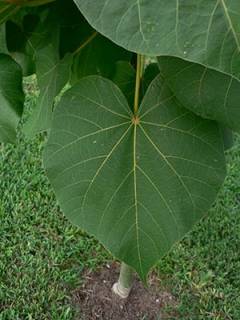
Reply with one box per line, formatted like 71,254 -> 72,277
119,262 -> 134,289
112,263 -> 134,299
73,32 -> 98,56
133,54 -> 144,115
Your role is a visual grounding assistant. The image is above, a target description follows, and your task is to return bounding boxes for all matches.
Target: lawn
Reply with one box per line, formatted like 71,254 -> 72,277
0,79 -> 240,320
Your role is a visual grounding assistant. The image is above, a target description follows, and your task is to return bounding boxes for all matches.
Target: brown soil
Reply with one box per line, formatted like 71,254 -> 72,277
72,262 -> 178,320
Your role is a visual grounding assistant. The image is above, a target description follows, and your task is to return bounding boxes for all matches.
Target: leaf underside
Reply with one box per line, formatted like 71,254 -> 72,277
74,0 -> 240,79
44,75 -> 226,279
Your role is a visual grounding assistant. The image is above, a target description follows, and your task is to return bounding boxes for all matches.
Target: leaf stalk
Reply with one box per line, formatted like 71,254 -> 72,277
134,54 -> 144,115
73,32 -> 98,56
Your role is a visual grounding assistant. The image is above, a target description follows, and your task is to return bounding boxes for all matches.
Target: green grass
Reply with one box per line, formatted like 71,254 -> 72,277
156,138 -> 240,319
0,80 -> 240,319
156,140 -> 240,319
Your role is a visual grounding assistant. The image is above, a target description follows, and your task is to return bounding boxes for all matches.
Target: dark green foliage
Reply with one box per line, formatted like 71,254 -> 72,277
0,54 -> 24,142
74,0 -> 240,79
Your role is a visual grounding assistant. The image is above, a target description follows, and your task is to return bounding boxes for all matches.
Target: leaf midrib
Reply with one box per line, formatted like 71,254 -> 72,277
133,123 -> 144,278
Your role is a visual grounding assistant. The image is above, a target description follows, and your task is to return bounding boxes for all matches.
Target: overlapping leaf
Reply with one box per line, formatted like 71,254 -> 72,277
23,44 -> 72,137
56,0 -> 132,84
0,54 -> 24,143
44,75 -> 226,279
6,6 -> 58,75
74,0 -> 240,79
159,56 -> 240,133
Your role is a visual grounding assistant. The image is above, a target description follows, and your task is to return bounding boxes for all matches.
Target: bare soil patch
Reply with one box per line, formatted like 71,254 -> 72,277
72,262 -> 178,319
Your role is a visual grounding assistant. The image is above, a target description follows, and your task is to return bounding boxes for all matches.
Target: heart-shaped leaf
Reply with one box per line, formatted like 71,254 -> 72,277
0,54 -> 24,143
159,56 -> 240,133
44,75 -> 226,279
74,0 -> 240,79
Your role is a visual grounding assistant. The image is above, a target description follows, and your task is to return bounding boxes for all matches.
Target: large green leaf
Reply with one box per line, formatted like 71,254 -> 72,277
23,44 -> 72,137
74,0 -> 240,79
0,54 -> 24,143
17,3 -> 72,136
158,56 -> 240,133
44,75 -> 226,279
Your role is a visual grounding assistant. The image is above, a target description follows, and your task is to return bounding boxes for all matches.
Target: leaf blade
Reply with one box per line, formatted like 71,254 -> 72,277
158,56 -> 240,133
44,75 -> 226,279
74,0 -> 240,79
23,44 -> 72,137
